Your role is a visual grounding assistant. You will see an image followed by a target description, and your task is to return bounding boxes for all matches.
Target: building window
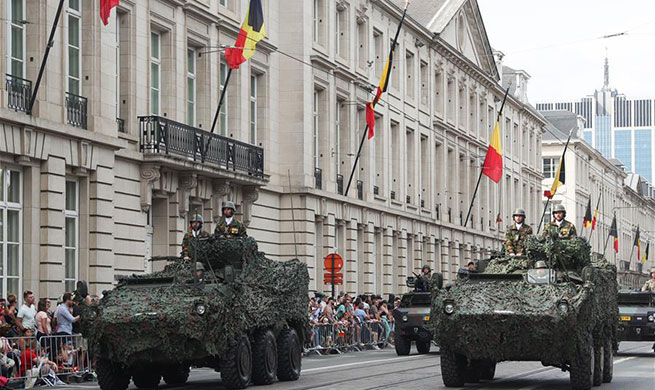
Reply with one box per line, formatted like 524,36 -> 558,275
186,48 -> 196,126
313,91 -> 320,168
219,60 -> 229,136
115,12 -> 121,125
0,169 -> 22,298
67,0 -> 82,95
420,61 -> 428,106
357,20 -> 367,70
542,158 -> 559,178
373,30 -> 383,76
7,0 -> 26,78
250,74 -> 258,145
614,130 -> 632,172
336,4 -> 347,59
150,32 -> 161,115
335,100 -> 342,175
635,129 -> 652,182
220,0 -> 228,7
313,0 -> 325,45
64,180 -> 78,293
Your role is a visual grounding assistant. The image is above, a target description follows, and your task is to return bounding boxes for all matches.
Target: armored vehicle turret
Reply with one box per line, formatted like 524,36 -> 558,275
79,236 -> 309,390
431,237 -> 618,390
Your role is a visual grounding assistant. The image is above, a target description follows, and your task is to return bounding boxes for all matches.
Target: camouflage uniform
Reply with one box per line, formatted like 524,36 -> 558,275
214,217 -> 247,238
641,279 -> 655,292
181,230 -> 210,258
504,223 -> 534,255
542,220 -> 577,239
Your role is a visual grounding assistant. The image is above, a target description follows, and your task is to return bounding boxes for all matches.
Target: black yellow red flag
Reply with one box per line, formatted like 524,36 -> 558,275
225,0 -> 265,69
609,215 -> 618,253
583,199 -> 592,229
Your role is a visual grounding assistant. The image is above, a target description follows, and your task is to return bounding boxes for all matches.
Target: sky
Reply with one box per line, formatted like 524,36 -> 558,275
477,0 -> 655,103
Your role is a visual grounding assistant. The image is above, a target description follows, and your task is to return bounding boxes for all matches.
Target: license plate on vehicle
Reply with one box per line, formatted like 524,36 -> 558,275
423,315 -> 430,321
619,316 -> 631,321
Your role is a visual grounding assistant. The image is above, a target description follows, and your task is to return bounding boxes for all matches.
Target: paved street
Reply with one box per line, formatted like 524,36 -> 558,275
60,341 -> 654,390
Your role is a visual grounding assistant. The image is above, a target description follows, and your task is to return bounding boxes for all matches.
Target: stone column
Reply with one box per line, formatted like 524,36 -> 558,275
441,238 -> 450,281
451,241 -> 460,278
383,227 -> 394,295
23,165 -> 41,297
363,222 -> 374,294
427,236 -> 436,272
39,157 -> 65,299
88,164 -> 115,295
345,220 -> 358,295
398,230 -> 408,287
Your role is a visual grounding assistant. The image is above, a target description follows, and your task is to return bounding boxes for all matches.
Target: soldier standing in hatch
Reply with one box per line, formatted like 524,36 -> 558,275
504,208 -> 533,256
542,204 -> 577,239
641,270 -> 655,292
214,201 -> 247,238
181,214 -> 210,259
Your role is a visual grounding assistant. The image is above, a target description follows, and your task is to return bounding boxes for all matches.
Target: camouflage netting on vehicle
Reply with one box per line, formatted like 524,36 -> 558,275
432,237 -> 618,363
80,237 -> 310,366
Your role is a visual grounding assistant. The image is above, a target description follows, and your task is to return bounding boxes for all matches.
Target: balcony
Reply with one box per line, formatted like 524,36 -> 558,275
373,185 -> 379,196
6,74 -> 32,113
390,190 -> 396,200
357,180 -> 363,200
314,167 -> 322,189
117,118 -> 125,133
139,115 -> 264,178
66,92 -> 88,129
420,199 -> 425,208
336,174 -> 343,195
406,195 -> 411,204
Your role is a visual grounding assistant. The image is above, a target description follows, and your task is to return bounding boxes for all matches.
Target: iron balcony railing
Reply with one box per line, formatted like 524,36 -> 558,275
357,180 -> 363,200
373,185 -> 379,196
117,118 -> 125,133
66,92 -> 88,129
314,167 -> 322,189
139,115 -> 264,178
337,174 -> 343,195
406,195 -> 411,204
421,199 -> 425,208
390,190 -> 396,200
6,74 -> 32,113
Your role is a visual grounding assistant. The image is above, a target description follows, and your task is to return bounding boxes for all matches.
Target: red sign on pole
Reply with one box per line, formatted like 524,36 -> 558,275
323,254 -> 343,272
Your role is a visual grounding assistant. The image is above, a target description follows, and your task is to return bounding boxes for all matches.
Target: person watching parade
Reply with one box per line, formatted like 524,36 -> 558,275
215,201 -> 247,238
504,208 -> 533,256
181,214 -> 210,259
641,270 -> 655,292
542,204 -> 577,239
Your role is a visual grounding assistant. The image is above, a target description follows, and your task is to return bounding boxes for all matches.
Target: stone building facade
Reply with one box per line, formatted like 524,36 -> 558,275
0,0 -> 544,300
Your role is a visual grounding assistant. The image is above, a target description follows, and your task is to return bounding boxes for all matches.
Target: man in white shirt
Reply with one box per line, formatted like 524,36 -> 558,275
16,290 -> 37,333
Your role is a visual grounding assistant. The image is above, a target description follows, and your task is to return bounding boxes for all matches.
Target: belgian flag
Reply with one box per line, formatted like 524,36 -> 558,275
609,215 -> 618,253
544,157 -> 565,198
100,0 -> 120,25
225,0 -> 265,69
583,199 -> 592,229
634,226 -> 641,260
641,242 -> 649,265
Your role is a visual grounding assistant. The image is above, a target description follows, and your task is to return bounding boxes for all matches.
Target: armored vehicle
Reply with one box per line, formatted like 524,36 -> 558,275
78,236 -> 309,390
431,237 -> 618,390
392,274 -> 442,355
616,290 -> 655,352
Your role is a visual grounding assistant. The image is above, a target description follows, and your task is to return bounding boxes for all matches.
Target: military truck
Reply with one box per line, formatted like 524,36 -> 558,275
78,236 -> 309,390
392,273 -> 442,355
616,289 -> 655,352
431,237 -> 618,390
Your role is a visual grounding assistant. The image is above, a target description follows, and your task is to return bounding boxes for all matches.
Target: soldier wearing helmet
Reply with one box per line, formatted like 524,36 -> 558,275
641,269 -> 655,292
504,208 -> 533,256
214,201 -> 247,238
542,204 -> 577,239
181,214 -> 210,259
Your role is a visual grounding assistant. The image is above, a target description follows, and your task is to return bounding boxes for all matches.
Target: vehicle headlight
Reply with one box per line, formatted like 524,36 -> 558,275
87,307 -> 98,321
648,314 -> 654,322
557,300 -> 569,314
195,303 -> 206,316
402,315 -> 408,322
444,302 -> 455,315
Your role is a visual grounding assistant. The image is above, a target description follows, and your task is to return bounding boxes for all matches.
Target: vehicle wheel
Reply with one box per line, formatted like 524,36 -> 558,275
96,359 -> 130,390
222,335 -> 252,389
277,327 -> 302,381
602,338 -> 613,383
395,334 -> 411,356
592,341 -> 603,386
475,360 -> 496,380
440,348 -> 466,387
162,364 -> 190,385
416,340 -> 431,354
570,335 -> 594,390
252,329 -> 277,385
131,367 -> 162,389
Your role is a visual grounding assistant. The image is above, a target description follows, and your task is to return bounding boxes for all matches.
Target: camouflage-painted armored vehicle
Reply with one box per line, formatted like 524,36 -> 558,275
431,237 -> 618,390
79,236 -> 309,390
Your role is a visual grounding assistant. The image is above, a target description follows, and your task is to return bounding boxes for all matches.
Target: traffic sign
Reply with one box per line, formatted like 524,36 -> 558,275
323,253 -> 343,272
323,272 -> 343,285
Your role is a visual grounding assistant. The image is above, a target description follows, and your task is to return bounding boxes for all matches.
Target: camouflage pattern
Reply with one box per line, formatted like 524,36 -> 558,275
542,219 -> 577,239
79,236 -> 309,368
504,223 -> 533,255
642,279 -> 655,291
431,236 -> 618,376
180,230 -> 210,258
214,216 -> 247,238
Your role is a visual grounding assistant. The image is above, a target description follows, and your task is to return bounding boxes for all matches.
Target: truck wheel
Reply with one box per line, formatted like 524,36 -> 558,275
96,359 -> 130,390
162,365 -> 190,385
252,329 -> 277,385
570,335 -> 594,390
602,338 -> 613,383
440,348 -> 466,387
277,328 -> 301,381
395,334 -> 411,355
475,360 -> 496,380
131,367 -> 161,389
592,341 -> 603,386
222,335 -> 252,389
416,340 -> 431,354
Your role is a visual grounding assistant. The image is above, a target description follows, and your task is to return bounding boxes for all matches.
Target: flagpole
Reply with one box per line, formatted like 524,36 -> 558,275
344,123 -> 370,197
602,229 -> 610,257
536,199 -> 550,234
588,193 -> 601,242
210,68 -> 233,135
464,87 -> 510,228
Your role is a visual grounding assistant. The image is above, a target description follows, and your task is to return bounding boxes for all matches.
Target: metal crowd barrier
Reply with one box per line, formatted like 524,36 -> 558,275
306,320 -> 395,355
0,334 -> 93,388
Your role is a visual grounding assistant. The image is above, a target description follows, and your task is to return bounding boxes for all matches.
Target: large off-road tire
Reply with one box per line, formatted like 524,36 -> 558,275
602,338 -> 613,383
162,365 -> 190,385
475,360 -> 496,380
131,367 -> 162,389
592,341 -> 604,386
96,359 -> 130,390
252,329 -> 278,385
395,334 -> 411,356
570,335 -> 594,390
440,348 -> 466,387
416,339 -> 431,354
277,328 -> 302,381
222,335 -> 253,389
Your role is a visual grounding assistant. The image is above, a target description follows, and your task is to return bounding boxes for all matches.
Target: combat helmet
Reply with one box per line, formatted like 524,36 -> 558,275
190,214 -> 204,224
222,201 -> 236,212
195,262 -> 205,271
421,264 -> 431,272
512,208 -> 526,217
552,204 -> 566,215
534,260 -> 548,269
